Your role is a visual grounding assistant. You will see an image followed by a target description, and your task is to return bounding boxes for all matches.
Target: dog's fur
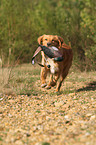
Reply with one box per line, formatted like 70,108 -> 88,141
38,34 -> 73,91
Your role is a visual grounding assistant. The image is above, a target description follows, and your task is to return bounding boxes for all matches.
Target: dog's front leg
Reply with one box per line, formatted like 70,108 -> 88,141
50,73 -> 59,87
45,74 -> 53,89
41,51 -> 47,88
41,67 -> 47,87
46,73 -> 60,89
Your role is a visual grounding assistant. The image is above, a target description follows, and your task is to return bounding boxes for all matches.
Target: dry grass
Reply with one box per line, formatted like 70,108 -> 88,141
0,64 -> 96,145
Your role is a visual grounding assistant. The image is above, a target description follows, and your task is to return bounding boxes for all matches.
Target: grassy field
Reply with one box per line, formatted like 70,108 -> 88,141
0,64 -> 96,145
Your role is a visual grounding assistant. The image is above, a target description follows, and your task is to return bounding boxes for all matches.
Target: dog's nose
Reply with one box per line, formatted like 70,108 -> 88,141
47,42 -> 51,46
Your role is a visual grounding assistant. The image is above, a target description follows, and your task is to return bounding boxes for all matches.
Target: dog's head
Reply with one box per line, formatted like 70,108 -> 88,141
38,34 -> 64,49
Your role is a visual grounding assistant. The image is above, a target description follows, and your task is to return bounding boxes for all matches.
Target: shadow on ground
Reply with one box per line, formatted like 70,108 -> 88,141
76,81 -> 96,92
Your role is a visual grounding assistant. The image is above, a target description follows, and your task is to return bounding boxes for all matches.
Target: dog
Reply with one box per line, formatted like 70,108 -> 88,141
38,34 -> 73,92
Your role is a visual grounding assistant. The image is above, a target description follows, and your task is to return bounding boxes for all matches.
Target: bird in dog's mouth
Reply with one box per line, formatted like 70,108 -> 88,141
32,45 -> 63,62
32,45 -> 63,74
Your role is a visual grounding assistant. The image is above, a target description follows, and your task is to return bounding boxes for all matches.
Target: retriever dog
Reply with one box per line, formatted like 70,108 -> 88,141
38,34 -> 73,92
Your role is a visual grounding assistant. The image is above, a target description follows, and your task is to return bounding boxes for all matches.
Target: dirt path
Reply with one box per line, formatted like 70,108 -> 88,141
0,65 -> 96,145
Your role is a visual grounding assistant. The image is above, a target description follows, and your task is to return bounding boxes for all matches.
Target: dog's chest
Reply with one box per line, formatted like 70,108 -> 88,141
46,58 -> 59,74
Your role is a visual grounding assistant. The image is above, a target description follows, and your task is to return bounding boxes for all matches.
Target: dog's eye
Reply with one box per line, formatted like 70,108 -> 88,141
45,39 -> 47,41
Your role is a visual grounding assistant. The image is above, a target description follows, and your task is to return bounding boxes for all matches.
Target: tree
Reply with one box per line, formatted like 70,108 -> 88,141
0,0 -> 96,70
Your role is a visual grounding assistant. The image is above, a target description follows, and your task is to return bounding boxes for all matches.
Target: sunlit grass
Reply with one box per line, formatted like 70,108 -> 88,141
0,63 -> 96,97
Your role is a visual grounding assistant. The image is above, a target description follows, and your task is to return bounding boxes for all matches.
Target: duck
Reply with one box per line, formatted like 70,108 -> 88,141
32,45 -> 63,62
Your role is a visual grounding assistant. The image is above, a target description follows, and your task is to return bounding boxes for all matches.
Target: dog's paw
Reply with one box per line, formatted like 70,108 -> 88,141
56,88 -> 59,92
50,81 -> 56,87
45,85 -> 51,89
41,83 -> 47,88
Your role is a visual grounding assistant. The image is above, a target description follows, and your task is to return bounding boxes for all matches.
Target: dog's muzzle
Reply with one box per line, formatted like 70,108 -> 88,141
47,42 -> 51,46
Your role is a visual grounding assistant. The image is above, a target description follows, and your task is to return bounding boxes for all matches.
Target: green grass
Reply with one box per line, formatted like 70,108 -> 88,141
0,137 -> 3,141
42,142 -> 50,145
0,63 -> 96,97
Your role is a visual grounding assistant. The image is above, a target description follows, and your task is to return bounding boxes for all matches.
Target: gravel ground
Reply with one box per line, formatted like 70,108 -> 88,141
0,65 -> 96,145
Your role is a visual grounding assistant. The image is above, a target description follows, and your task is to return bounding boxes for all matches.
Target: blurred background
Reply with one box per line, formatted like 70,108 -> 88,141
0,0 -> 96,71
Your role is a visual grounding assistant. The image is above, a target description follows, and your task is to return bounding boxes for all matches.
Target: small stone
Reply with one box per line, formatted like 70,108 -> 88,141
0,126 -> 4,131
6,135 -> 15,143
0,98 -> 3,101
15,140 -> 23,145
64,115 -> 69,119
36,142 -> 50,145
82,105 -> 87,109
8,99 -> 15,103
0,108 -> 4,114
8,113 -> 13,117
85,132 -> 91,136
55,101 -> 64,107
35,142 -> 42,145
86,113 -> 92,117
68,93 -> 75,96
90,115 -> 96,121
46,116 -> 51,120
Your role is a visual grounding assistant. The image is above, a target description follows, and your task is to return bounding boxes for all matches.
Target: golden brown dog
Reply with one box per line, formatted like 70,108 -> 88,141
38,34 -> 73,91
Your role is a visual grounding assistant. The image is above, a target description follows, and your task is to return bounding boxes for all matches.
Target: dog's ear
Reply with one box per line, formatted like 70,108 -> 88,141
58,36 -> 64,44
58,36 -> 64,48
38,35 -> 43,45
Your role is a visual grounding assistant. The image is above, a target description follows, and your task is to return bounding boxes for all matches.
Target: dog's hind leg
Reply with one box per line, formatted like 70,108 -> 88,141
56,72 -> 68,92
